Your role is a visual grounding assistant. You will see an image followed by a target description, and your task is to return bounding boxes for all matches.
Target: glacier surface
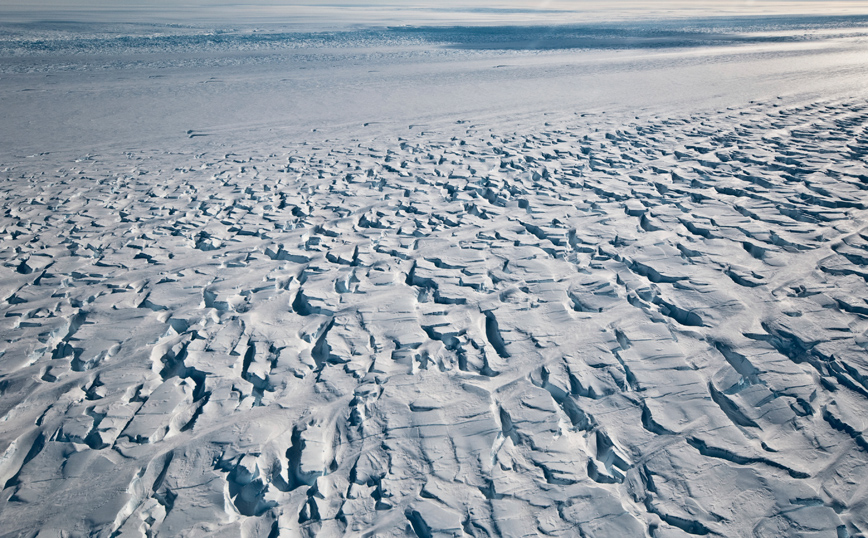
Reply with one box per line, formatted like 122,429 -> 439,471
1,8 -> 868,538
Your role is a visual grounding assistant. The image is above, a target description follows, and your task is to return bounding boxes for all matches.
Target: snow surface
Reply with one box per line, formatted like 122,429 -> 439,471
2,6 -> 868,538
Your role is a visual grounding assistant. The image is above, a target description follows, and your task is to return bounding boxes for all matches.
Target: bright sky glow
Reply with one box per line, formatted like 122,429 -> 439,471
3,1 -> 868,26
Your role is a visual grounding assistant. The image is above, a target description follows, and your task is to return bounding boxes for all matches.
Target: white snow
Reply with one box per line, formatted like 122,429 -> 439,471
2,4 -> 868,537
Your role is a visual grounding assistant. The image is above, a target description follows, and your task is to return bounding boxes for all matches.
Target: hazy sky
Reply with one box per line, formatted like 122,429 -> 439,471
2,1 -> 867,25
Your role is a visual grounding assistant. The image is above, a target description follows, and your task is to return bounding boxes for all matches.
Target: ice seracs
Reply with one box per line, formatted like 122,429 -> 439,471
1,96 -> 867,536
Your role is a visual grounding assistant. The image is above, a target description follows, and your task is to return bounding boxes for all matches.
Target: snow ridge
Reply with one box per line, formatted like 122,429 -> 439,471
1,98 -> 868,536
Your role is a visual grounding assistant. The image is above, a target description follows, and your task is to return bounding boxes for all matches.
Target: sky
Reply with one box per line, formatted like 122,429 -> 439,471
2,1 -> 868,26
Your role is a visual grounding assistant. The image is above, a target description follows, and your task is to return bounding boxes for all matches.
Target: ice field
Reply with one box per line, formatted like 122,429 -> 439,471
2,3 -> 868,537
